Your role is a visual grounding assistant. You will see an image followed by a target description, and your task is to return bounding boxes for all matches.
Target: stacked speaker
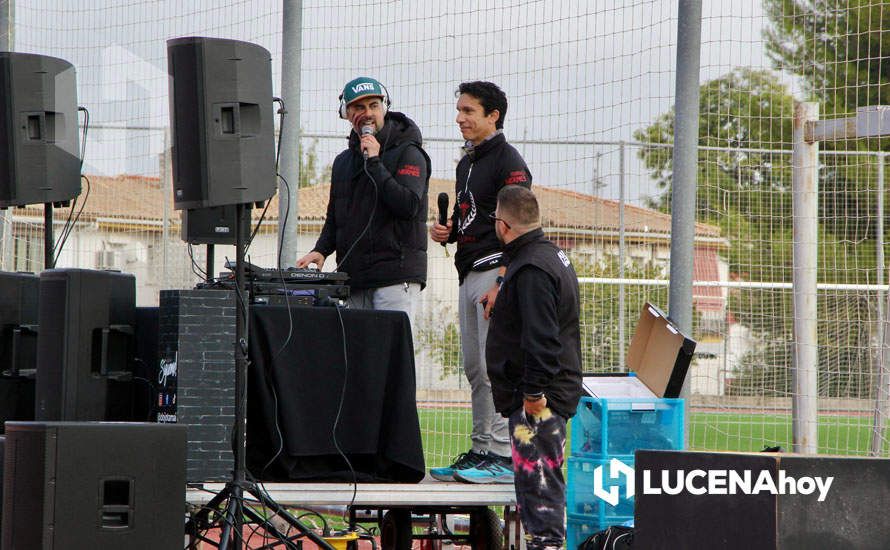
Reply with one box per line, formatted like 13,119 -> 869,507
0,52 -> 81,209
2,422 -> 187,550
168,37 -> 276,244
0,52 -> 84,435
0,50 -> 191,549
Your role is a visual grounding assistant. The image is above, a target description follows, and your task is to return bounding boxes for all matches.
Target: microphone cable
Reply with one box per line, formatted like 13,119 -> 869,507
245,96 -> 286,254
333,156 -> 378,272
331,301 -> 358,513
53,106 -> 91,267
258,96 -> 297,481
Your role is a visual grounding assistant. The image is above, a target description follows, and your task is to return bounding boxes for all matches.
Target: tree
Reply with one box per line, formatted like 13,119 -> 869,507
764,0 -> 890,122
764,0 -> 888,239
299,137 -> 332,188
634,67 -> 880,399
633,67 -> 795,285
574,257 -> 669,373
634,68 -> 794,218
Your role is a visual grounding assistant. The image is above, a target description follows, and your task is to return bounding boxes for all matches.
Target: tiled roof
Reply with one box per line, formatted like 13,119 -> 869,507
12,175 -> 721,240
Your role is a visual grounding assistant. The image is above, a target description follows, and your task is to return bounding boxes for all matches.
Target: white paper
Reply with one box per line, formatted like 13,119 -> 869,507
582,375 -> 656,398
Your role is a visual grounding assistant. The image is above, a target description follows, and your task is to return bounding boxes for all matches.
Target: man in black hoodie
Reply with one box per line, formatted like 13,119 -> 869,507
429,81 -> 531,483
297,77 -> 430,327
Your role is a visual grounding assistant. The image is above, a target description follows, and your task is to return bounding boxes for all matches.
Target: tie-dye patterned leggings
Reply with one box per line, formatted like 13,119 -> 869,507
508,406 -> 568,550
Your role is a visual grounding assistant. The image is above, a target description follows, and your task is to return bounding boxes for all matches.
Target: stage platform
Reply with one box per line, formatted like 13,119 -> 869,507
187,480 -> 520,548
187,480 -> 516,507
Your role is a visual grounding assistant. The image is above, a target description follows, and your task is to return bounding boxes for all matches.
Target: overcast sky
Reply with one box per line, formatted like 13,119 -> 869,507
9,0 -> 785,205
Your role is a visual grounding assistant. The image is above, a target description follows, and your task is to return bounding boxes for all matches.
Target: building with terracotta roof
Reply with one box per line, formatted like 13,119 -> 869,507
2,175 -> 733,395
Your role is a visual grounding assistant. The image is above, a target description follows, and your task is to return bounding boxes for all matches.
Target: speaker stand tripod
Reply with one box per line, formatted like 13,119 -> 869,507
44,202 -> 54,269
206,243 -> 215,283
185,204 -> 335,550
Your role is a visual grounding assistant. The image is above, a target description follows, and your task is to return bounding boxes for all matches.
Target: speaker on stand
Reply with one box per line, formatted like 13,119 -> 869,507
0,52 -> 82,269
168,36 -> 331,550
181,204 -> 252,283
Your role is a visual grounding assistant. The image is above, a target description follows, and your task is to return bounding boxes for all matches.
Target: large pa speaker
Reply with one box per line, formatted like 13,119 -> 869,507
1,421 -> 186,550
35,269 -> 136,421
181,204 -> 252,245
0,272 -> 39,377
0,435 -> 5,521
634,450 -> 890,550
0,52 -> 81,208
167,37 -> 275,210
0,272 -> 39,434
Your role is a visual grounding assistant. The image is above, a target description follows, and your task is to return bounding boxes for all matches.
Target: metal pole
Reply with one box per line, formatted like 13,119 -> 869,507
791,101 -> 820,454
162,129 -> 172,288
873,154 -> 889,455
0,0 -> 10,51
278,0 -> 302,269
43,203 -> 53,269
669,0 -> 701,334
0,0 -> 13,271
206,244 -> 215,284
670,0 -> 701,449
618,141 -> 626,370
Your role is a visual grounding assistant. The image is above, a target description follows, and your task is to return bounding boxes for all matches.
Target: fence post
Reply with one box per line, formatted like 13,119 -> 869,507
278,0 -> 302,268
670,0 -> 702,449
792,101 -> 820,454
618,141 -> 626,370
873,153 -> 889,456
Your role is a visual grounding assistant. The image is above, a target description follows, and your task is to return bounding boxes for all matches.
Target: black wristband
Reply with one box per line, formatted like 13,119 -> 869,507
524,393 -> 544,402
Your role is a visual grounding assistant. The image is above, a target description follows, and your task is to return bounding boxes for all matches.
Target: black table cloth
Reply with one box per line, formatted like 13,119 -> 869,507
246,305 -> 424,483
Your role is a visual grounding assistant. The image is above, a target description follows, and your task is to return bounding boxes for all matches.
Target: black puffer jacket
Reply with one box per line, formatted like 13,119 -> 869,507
313,112 -> 430,289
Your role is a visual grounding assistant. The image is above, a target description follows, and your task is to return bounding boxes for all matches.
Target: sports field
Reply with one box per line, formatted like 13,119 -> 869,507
418,408 -> 889,468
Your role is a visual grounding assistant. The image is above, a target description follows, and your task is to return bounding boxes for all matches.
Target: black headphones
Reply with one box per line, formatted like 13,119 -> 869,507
338,82 -> 392,119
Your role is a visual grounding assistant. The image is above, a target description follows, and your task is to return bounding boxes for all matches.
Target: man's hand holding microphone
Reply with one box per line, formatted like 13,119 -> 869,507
430,192 -> 452,257
353,112 -> 380,160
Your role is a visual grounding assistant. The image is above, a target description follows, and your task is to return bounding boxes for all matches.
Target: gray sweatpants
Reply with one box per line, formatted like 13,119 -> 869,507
348,282 -> 421,329
459,269 -> 511,457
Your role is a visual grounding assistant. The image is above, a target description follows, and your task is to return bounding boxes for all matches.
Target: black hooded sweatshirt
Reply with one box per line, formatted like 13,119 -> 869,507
313,112 -> 431,289
448,131 -> 532,283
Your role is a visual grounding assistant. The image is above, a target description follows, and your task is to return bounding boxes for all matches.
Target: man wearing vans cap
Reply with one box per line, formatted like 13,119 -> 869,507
297,77 -> 430,327
340,76 -> 386,105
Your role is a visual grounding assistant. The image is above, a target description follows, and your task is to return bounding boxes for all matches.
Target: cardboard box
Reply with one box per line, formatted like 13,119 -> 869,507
583,302 -> 696,399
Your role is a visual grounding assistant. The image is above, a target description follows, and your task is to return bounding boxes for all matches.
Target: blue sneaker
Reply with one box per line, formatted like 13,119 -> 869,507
452,454 -> 514,484
429,450 -> 488,481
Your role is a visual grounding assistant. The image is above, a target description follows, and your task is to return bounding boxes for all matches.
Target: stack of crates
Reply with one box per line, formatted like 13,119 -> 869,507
565,394 -> 685,549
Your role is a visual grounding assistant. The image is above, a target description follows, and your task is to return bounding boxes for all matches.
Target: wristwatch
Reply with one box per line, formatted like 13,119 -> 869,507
495,275 -> 505,285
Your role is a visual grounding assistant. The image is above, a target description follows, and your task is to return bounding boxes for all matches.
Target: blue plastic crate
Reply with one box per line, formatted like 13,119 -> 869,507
566,513 -> 634,550
569,395 -> 684,458
567,456 -> 635,518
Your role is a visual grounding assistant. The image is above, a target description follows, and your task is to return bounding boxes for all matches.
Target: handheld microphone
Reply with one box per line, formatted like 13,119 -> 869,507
361,125 -> 374,159
437,192 -> 449,247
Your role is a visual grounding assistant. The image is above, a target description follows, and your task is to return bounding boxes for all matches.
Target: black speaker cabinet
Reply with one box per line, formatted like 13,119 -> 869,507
167,37 -> 275,209
181,204 -> 251,245
1,422 -> 186,550
0,271 -> 39,377
0,435 -> 5,521
634,450 -> 890,550
35,269 -> 136,421
0,52 -> 81,208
